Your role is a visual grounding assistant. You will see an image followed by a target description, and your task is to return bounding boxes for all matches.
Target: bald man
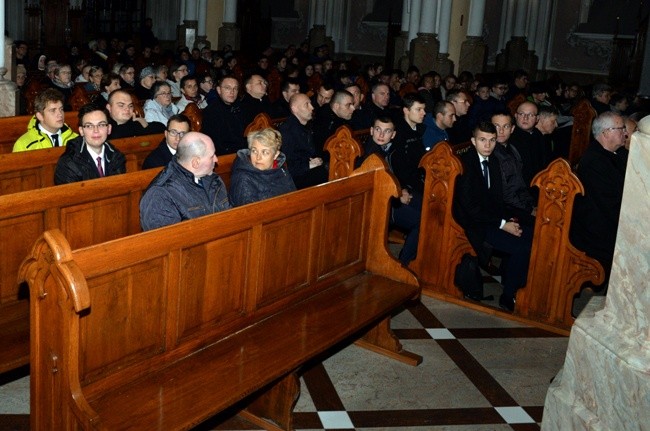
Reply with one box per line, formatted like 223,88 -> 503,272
140,131 -> 231,231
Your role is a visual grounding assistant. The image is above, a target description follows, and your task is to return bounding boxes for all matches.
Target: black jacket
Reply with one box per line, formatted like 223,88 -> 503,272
278,114 -> 328,189
54,136 -> 127,185
109,118 -> 165,139
229,149 -> 296,206
240,93 -> 272,127
389,117 -> 426,193
312,104 -> 350,158
142,138 -> 174,169
139,158 -> 231,231
201,96 -> 247,155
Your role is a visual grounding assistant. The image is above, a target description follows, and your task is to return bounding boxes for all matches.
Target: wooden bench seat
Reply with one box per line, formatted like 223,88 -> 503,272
21,156 -> 421,430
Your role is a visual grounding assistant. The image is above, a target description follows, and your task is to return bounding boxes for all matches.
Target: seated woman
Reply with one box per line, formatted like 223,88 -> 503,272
144,81 -> 180,127
229,128 -> 296,207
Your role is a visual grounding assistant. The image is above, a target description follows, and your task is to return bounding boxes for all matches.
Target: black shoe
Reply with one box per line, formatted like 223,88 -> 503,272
499,294 -> 515,312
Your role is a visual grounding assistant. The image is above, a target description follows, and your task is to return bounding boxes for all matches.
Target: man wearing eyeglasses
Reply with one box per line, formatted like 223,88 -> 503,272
54,103 -> 126,184
201,76 -> 247,155
510,101 -> 543,189
240,74 -> 272,127
570,111 -> 629,293
142,114 -> 192,169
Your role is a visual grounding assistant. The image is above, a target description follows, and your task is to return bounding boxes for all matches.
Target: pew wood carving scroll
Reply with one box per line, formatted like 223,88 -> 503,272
324,126 -> 362,181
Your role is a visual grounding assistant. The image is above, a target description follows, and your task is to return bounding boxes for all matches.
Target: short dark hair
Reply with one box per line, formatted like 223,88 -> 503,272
180,74 -> 197,89
491,110 -> 514,124
167,114 -> 192,130
402,93 -> 426,109
434,100 -> 453,117
374,116 -> 394,127
474,121 -> 497,136
281,77 -> 300,92
34,88 -> 64,114
78,103 -> 109,124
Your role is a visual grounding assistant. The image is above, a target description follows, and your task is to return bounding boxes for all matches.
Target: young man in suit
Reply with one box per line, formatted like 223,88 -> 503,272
453,121 -> 533,311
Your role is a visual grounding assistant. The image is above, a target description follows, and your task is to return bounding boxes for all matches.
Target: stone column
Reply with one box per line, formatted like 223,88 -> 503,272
177,0 -> 198,49
194,0 -> 210,50
393,0 -> 411,68
459,0 -> 488,75
218,0 -> 240,50
0,0 -> 18,118
323,0 -> 337,55
542,117 -> 650,430
309,0 -> 327,52
410,0 -> 439,72
533,0 -> 552,70
504,0 -> 529,71
523,0 -> 539,74
495,0 -> 515,71
432,0 -> 453,77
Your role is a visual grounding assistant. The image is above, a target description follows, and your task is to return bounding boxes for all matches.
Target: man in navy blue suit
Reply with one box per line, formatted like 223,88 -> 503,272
453,121 -> 533,311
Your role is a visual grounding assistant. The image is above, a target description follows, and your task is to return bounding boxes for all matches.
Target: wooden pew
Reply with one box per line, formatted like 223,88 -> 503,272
0,133 -> 162,196
409,142 -> 604,334
0,111 -> 79,154
0,153 -> 237,374
567,98 -> 597,168
20,156 -> 421,430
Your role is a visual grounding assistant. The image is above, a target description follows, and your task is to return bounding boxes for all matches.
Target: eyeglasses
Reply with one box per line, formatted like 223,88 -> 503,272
373,126 -> 394,135
202,80 -> 214,85
605,126 -> 626,133
156,92 -> 172,97
167,129 -> 186,138
220,85 -> 238,92
82,122 -> 109,131
517,112 -> 537,118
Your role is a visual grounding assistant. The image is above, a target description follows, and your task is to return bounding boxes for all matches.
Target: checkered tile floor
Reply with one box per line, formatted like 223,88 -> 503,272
0,294 -> 569,431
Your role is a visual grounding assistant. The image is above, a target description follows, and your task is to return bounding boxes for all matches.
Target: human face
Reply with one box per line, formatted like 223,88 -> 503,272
181,79 -> 199,98
595,91 -> 612,105
492,115 -> 514,144
537,115 -> 558,135
515,75 -> 529,89
90,67 -> 103,85
323,60 -> 333,71
292,94 -> 314,124
154,85 -> 173,107
403,102 -> 426,127
371,121 -> 396,146
451,94 -> 470,116
258,58 -> 269,69
471,130 -> 497,157
515,103 -> 538,131
438,106 -> 456,129
106,79 -> 121,94
217,78 -> 239,104
172,65 -> 189,82
141,74 -> 156,89
333,96 -> 355,120
36,100 -> 65,134
194,139 -> 217,178
200,77 -> 214,93
107,92 -> 135,124
445,77 -> 456,90
246,75 -> 268,98
249,140 -> 278,170
81,65 -> 91,81
282,83 -> 300,103
316,87 -> 334,106
304,65 -> 314,77
57,68 -> 72,84
346,86 -> 362,109
600,116 -> 627,151
79,110 -> 111,151
492,84 -> 508,97
372,84 -> 390,108
165,120 -> 191,150
121,67 -> 135,84
624,118 -> 638,150
477,87 -> 490,101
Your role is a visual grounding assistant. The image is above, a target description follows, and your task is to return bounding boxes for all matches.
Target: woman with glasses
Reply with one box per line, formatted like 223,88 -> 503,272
229,128 -> 295,207
144,81 -> 180,126
84,66 -> 104,92
49,64 -> 75,110
197,72 -> 217,105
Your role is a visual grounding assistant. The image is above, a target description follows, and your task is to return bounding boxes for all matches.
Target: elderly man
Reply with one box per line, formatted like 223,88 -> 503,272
107,89 -> 164,138
510,101 -> 543,188
570,111 -> 629,292
201,76 -> 247,155
590,83 -> 613,115
54,104 -> 126,184
278,93 -> 328,189
142,114 -> 192,169
139,131 -> 231,231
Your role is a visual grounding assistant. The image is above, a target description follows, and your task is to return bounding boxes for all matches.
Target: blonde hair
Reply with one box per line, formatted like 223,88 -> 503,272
247,128 -> 282,152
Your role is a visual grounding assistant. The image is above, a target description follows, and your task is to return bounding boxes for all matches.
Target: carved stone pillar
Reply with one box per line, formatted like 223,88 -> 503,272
309,0 -> 327,52
0,67 -> 19,117
410,0 -> 439,71
505,36 -> 529,71
431,0 -> 453,76
218,0 -> 240,50
459,0 -> 488,74
542,116 -> 650,431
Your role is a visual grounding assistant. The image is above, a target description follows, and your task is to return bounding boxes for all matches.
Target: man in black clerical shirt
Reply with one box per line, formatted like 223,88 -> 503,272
200,76 -> 247,155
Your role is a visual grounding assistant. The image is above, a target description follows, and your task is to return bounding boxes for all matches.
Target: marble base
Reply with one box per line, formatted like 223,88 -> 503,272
0,68 -> 19,117
542,297 -> 650,430
504,37 -> 529,71
459,36 -> 487,75
392,31 -> 409,69
309,25 -> 327,53
218,22 -> 241,51
410,32 -> 439,73
432,53 -> 454,79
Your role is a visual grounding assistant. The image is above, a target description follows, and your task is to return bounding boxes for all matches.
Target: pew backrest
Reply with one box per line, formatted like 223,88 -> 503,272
568,98 -> 597,167
0,111 -> 79,154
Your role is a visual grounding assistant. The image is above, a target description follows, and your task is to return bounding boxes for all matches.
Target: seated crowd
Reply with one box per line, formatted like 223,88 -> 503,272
10,36 -> 647,309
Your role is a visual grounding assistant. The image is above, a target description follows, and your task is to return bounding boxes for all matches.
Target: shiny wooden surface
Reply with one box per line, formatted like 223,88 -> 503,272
0,153 -> 237,374
568,98 -> 597,168
20,157 -> 420,430
324,126 -> 362,181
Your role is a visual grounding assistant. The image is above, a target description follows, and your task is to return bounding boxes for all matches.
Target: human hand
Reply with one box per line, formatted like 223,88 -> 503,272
309,157 -> 323,169
503,221 -> 522,237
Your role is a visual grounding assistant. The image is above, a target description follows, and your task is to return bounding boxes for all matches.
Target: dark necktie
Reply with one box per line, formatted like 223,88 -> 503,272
482,159 -> 489,189
51,134 -> 59,147
96,156 -> 105,177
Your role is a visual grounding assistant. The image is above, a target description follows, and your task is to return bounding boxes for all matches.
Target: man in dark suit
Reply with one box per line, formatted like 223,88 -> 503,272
142,114 -> 191,169
453,121 -> 533,311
